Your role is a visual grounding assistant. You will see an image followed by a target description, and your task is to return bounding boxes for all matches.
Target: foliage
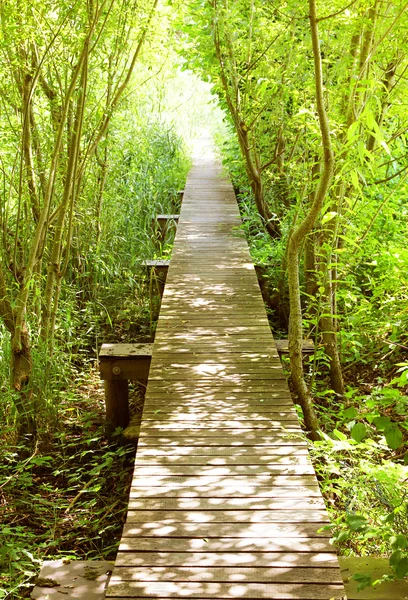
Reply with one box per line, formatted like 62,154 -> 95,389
308,382 -> 408,588
1,0 -> 408,594
0,384 -> 135,599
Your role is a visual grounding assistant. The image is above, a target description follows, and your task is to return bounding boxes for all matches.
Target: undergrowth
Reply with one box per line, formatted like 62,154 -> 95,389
0,373 -> 137,600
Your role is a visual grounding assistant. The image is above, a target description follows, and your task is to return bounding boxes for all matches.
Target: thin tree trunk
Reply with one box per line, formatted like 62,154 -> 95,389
237,125 -> 280,238
42,44 -> 89,345
287,0 -> 335,440
11,322 -> 35,438
212,14 -> 280,240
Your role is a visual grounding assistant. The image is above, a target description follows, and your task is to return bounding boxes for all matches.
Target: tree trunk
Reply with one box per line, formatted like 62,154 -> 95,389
11,322 -> 36,438
237,124 -> 280,239
288,244 -> 320,440
287,0 -> 336,440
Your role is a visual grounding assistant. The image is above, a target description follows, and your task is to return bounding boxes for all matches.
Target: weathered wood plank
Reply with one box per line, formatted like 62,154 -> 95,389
122,521 -> 330,538
141,410 -> 297,419
131,475 -> 317,488
129,486 -> 322,499
114,551 -> 339,568
134,446 -> 310,459
111,566 -> 343,584
150,354 -> 281,363
125,509 -> 329,524
138,431 -> 305,442
106,580 -> 344,599
144,392 -> 293,401
143,398 -> 294,408
152,344 -> 279,354
132,464 -> 314,476
127,497 -> 326,511
141,417 -> 299,426
133,454 -> 310,466
145,385 -> 291,393
118,536 -> 334,553
99,343 -> 153,357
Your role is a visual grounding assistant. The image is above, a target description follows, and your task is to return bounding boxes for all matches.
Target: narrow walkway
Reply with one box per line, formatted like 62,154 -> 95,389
106,157 -> 345,599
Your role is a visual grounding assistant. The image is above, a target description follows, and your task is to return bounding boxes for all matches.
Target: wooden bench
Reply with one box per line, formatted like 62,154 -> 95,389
154,214 -> 179,244
275,338 -> 315,354
142,259 -> 170,281
142,260 -> 170,320
99,343 -> 152,434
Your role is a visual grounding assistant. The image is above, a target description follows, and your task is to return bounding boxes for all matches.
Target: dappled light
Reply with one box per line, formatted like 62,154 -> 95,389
106,156 -> 345,599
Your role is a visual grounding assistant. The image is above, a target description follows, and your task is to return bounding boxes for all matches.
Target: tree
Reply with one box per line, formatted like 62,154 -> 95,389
0,0 -> 159,437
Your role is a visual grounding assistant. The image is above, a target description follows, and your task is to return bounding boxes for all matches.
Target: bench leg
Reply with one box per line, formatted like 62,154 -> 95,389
104,380 -> 129,435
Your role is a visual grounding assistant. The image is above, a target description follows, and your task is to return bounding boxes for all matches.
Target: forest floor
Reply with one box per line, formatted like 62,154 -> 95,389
0,369 -> 142,599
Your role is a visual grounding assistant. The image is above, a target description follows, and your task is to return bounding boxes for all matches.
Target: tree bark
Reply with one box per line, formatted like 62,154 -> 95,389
287,0 -> 335,440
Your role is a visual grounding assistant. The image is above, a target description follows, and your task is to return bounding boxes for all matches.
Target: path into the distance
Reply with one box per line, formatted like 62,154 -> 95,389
106,153 -> 346,599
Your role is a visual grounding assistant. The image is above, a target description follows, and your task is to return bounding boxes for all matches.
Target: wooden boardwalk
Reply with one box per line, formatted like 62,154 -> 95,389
106,158 -> 346,599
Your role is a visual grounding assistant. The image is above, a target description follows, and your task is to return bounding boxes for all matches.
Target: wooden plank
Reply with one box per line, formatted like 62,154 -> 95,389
140,426 -> 302,436
150,353 -> 280,361
144,390 -> 292,400
133,454 -> 310,466
138,430 -> 304,441
148,372 -> 288,381
135,447 -> 310,459
141,415 -> 299,424
131,475 -> 317,488
111,565 -> 343,584
146,383 -> 291,392
152,346 -> 279,355
129,486 -> 322,499
115,551 -> 339,568
148,363 -> 285,373
132,465 -> 314,477
125,509 -> 329,524
99,343 -> 153,357
144,390 -> 292,399
142,403 -> 295,412
127,497 -> 326,511
122,521 -> 330,538
106,580 -> 344,598
142,404 -> 296,413
31,560 -> 113,600
137,439 -> 307,448
118,536 -> 334,553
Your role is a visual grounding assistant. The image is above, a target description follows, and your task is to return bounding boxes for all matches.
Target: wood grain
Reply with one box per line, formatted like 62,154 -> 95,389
106,157 -> 345,599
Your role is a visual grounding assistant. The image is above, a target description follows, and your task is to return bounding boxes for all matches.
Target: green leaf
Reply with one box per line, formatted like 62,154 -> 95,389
373,416 -> 391,431
390,550 -> 404,568
343,407 -> 358,420
322,211 -> 337,225
395,557 -> 408,579
384,423 -> 402,450
379,139 -> 391,156
351,422 -> 367,443
334,530 -> 349,543
347,120 -> 359,141
391,535 -> 408,550
333,429 -> 348,441
365,108 -> 376,130
350,170 -> 360,189
347,514 -> 368,531
352,572 -> 372,592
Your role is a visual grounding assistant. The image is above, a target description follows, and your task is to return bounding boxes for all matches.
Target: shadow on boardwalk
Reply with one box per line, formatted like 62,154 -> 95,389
106,154 -> 346,600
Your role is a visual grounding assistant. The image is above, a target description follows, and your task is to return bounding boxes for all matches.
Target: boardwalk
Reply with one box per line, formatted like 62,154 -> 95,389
106,156 -> 346,599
